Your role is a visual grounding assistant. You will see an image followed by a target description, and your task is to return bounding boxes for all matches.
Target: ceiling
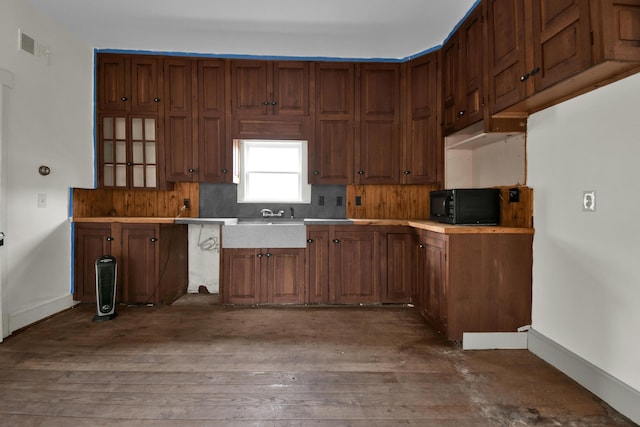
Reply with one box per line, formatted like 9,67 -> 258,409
25,0 -> 478,59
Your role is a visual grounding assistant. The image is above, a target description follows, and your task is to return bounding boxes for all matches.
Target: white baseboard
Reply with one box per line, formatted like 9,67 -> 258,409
9,294 -> 78,334
528,328 -> 640,425
462,332 -> 528,350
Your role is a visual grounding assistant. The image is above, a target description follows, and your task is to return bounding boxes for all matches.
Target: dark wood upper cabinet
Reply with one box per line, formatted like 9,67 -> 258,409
231,60 -> 310,116
530,0 -> 593,92
404,52 -> 441,184
164,58 -> 229,183
164,58 -> 195,182
488,0 -> 640,116
310,63 -> 354,184
97,54 -> 162,113
486,0 -> 529,114
442,5 -> 484,135
197,59 -> 230,183
355,63 -> 400,184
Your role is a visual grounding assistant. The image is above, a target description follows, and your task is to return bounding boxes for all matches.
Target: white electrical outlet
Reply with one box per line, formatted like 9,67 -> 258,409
582,190 -> 596,212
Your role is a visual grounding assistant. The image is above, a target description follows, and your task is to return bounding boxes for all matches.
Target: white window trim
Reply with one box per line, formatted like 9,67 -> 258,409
237,139 -> 312,204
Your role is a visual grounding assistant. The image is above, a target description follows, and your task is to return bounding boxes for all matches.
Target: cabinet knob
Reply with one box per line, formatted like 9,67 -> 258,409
153,98 -> 160,102
404,170 -> 411,175
333,239 -> 340,244
307,239 -> 313,243
271,101 -> 277,106
221,168 -> 228,174
106,236 -> 114,241
126,162 -> 133,166
120,97 -> 128,101
357,170 -> 365,175
458,110 -> 465,117
418,243 -> 424,248
520,73 -> 530,82
257,253 -> 263,258
263,101 -> 270,105
266,252 -> 272,257
188,168 -> 196,173
313,170 -> 320,175
150,237 -> 158,242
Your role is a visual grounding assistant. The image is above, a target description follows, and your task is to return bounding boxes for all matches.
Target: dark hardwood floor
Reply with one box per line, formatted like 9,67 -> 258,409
0,300 -> 634,426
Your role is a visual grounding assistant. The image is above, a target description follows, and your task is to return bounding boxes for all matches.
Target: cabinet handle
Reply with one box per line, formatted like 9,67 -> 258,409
150,237 -> 158,242
307,239 -> 313,243
120,97 -> 128,101
357,170 -> 365,175
530,67 -> 540,76
404,170 -> 411,175
266,252 -> 272,257
126,162 -> 133,166
221,168 -> 228,174
458,110 -> 465,117
106,236 -> 114,241
263,101 -> 270,105
257,253 -> 263,258
271,101 -> 277,106
418,243 -> 424,248
520,73 -> 530,82
333,239 -> 340,244
313,170 -> 320,175
153,98 -> 160,102
188,168 -> 196,173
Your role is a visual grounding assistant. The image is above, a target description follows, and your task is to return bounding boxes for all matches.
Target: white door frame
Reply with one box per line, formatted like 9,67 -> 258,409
0,68 -> 15,341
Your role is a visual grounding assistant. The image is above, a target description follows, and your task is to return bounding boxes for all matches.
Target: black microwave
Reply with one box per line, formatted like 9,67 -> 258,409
430,188 -> 500,225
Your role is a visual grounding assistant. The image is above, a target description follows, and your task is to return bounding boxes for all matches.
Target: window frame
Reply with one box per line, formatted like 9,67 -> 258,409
236,139 -> 312,204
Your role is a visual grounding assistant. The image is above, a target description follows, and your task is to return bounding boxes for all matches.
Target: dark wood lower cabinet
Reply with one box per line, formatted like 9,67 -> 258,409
74,222 -> 188,305
383,229 -> 416,304
306,225 -> 380,304
221,248 -> 305,305
414,229 -> 533,341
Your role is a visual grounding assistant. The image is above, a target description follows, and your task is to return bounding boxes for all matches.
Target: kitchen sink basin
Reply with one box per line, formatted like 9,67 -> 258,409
222,221 -> 307,248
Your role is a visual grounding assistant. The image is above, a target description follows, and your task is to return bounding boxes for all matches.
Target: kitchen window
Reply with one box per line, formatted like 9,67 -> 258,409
237,139 -> 311,203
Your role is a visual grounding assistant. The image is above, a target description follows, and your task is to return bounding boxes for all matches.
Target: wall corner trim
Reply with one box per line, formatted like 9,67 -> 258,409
528,328 -> 640,425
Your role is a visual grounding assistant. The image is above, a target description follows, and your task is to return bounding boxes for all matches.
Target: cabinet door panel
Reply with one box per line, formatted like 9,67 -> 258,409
97,55 -> 128,111
307,228 -> 330,304
165,115 -> 192,181
441,35 -> 459,133
273,62 -> 309,116
424,233 -> 447,334
487,0 -> 528,114
332,230 -> 379,304
384,233 -> 415,303
405,53 -> 440,184
532,0 -> 592,90
266,249 -> 305,304
358,120 -> 398,184
199,60 -> 228,182
313,120 -> 353,183
460,9 -> 484,126
231,61 -> 269,115
130,56 -> 161,113
74,224 -> 113,302
121,225 -> 158,304
222,249 -> 260,304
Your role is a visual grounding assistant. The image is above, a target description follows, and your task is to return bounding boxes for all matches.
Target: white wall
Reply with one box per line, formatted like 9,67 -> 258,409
528,72 -> 640,392
0,0 -> 93,333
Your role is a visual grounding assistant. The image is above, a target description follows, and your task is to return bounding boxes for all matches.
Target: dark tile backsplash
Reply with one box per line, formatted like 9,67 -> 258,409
199,183 -> 347,219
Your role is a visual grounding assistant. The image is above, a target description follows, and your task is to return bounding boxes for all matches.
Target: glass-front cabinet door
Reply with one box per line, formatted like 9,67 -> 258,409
100,115 -> 158,188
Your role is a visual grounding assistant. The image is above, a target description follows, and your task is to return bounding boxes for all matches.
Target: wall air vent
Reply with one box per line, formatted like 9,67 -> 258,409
18,29 -> 50,65
20,30 -> 36,55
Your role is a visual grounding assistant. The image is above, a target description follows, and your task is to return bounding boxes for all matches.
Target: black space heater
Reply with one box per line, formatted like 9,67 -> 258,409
93,255 -> 117,322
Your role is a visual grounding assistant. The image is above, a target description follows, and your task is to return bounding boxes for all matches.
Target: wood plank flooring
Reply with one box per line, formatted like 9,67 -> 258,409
0,301 -> 634,426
